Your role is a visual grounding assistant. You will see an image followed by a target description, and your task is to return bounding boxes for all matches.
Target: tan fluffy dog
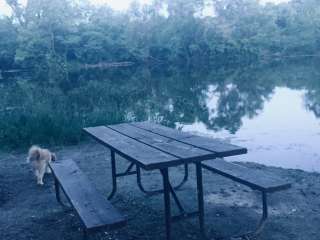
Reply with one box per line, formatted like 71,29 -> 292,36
27,145 -> 56,185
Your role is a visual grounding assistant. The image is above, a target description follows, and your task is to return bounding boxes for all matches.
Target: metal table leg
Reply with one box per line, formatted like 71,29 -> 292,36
161,168 -> 172,240
196,162 -> 205,235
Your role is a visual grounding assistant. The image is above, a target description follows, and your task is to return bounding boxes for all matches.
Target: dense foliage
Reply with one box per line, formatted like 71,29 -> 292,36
1,0 -> 320,148
1,0 -> 320,75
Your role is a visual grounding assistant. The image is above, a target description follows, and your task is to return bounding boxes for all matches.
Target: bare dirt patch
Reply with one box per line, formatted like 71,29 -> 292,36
1,141 -> 319,240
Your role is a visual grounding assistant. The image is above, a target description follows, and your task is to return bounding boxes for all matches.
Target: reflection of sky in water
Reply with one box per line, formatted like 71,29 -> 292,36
179,87 -> 320,172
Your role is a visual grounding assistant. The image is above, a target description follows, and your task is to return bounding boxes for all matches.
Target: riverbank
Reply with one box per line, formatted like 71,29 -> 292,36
1,140 -> 319,240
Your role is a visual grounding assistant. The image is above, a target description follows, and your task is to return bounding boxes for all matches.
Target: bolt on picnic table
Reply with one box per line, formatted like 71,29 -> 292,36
83,121 -> 247,240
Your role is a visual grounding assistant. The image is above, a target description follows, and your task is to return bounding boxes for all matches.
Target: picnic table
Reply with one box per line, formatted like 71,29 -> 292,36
84,121 -> 247,239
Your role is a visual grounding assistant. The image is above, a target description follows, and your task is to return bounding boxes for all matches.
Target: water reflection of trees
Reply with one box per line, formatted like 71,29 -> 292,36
278,59 -> 320,119
139,65 -> 277,133
1,60 -> 320,147
305,91 -> 320,118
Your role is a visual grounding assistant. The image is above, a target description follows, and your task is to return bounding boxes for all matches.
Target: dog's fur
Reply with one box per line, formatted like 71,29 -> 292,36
27,145 -> 56,185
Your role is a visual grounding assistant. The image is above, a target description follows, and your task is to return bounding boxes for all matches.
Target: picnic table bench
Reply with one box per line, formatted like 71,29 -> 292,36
83,121 -> 291,239
202,158 -> 291,236
49,159 -> 126,239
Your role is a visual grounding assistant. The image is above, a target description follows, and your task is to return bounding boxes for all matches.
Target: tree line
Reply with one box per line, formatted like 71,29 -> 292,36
0,0 -> 319,80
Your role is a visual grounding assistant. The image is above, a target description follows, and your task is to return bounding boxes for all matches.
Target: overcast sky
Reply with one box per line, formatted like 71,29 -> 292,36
0,0 -> 291,16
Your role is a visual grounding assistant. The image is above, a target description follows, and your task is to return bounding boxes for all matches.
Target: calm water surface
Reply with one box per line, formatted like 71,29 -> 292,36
1,60 -> 319,171
181,87 -> 320,172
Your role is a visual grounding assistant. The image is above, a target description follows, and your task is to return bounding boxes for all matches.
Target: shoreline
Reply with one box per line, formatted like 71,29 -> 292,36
1,141 -> 319,240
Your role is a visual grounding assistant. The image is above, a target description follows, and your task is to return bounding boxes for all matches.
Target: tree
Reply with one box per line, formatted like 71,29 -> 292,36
0,17 -> 17,70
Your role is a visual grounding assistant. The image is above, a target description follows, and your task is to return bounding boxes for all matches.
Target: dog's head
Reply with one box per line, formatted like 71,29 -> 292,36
26,145 -> 41,163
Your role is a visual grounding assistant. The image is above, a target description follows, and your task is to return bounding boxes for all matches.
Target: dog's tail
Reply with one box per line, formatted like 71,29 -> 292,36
51,153 -> 57,162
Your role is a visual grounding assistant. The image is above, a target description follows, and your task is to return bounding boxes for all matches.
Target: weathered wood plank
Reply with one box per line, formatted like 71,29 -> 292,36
131,122 -> 247,157
181,136 -> 247,157
84,126 -> 180,170
132,121 -> 193,140
202,159 -> 291,193
50,160 -> 126,230
108,123 -> 215,160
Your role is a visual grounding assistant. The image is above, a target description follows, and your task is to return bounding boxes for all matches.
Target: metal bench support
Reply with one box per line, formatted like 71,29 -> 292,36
83,229 -> 88,240
108,150 -> 117,200
107,149 -> 190,200
53,177 -> 89,240
54,177 -> 72,209
136,164 -> 189,195
232,191 -> 269,240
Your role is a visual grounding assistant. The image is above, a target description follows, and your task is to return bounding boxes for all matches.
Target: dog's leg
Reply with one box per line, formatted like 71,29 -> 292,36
35,170 -> 41,185
46,164 -> 52,174
37,164 -> 46,185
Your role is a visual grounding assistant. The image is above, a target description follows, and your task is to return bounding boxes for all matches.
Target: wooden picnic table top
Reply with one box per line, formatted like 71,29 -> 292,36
84,122 -> 247,170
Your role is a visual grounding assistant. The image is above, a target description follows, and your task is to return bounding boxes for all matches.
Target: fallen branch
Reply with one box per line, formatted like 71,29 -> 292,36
82,61 -> 135,69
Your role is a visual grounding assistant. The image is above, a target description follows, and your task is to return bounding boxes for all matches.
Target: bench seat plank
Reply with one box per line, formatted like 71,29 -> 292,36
131,122 -> 247,157
108,123 -> 215,160
202,159 -> 291,193
50,160 -> 126,230
84,126 -> 179,170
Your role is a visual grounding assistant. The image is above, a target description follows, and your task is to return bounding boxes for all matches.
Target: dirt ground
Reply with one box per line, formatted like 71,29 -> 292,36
1,140 -> 320,240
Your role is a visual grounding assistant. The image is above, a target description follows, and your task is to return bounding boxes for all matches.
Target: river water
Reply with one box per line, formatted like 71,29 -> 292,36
1,59 -> 319,171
